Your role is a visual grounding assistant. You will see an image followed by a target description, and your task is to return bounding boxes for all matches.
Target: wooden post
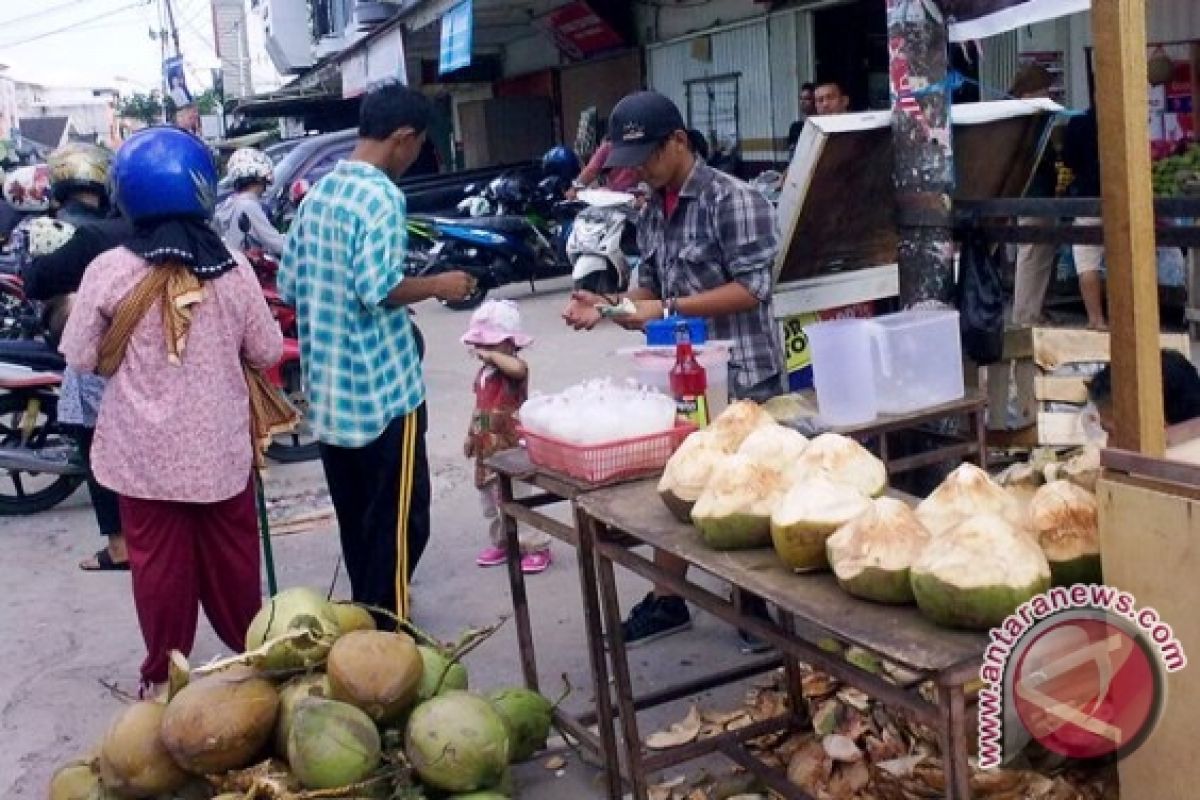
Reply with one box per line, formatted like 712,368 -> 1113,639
1091,0 -> 1165,456
886,0 -> 956,307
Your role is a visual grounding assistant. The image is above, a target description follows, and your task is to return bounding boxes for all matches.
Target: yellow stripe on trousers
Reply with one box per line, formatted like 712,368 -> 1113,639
394,411 -> 417,620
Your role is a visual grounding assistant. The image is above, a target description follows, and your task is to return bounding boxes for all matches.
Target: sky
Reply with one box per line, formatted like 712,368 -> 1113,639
0,0 -> 225,95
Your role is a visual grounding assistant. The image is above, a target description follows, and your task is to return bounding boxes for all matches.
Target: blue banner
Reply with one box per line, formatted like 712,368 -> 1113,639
439,0 -> 473,75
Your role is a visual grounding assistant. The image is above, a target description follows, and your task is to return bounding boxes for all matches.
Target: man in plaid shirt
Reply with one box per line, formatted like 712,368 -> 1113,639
280,84 -> 473,625
564,91 -> 784,651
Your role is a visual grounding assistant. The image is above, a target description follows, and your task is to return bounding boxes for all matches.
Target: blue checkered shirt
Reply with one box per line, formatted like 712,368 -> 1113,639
279,160 -> 424,448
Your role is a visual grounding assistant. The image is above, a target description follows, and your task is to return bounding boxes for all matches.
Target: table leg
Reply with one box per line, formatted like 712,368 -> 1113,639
498,475 -> 539,691
574,508 -> 625,800
937,683 -> 972,800
974,406 -> 988,470
596,538 -> 650,800
775,610 -> 808,727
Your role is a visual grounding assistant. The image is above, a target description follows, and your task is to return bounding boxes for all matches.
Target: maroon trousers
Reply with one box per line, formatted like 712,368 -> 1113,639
119,478 -> 262,685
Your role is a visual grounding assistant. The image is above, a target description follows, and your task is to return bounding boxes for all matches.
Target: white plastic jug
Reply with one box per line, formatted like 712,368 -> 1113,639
868,310 -> 964,415
621,343 -> 731,423
804,319 -> 878,425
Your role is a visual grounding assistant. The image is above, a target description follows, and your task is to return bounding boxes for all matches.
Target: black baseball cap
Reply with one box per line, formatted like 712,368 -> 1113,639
604,91 -> 686,169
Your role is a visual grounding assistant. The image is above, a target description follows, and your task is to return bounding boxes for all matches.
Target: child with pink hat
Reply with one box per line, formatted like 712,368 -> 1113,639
462,299 -> 551,573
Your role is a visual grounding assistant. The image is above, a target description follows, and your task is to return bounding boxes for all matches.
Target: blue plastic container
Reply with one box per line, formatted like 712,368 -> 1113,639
645,316 -> 707,347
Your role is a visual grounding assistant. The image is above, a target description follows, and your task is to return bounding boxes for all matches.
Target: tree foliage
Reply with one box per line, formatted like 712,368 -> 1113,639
117,91 -> 164,125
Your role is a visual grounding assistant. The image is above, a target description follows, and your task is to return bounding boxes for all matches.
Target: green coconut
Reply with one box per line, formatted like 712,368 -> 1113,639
1029,480 -> 1102,587
330,602 -> 377,634
826,496 -> 932,604
417,646 -> 469,702
910,514 -> 1051,630
916,463 -> 1025,536
488,688 -> 553,762
50,760 -> 118,800
160,666 -> 280,775
328,630 -> 424,723
657,431 -> 726,523
406,691 -> 510,793
786,433 -> 887,497
769,476 -> 871,572
690,454 -> 787,549
287,698 -> 381,790
245,587 -> 341,671
706,400 -> 777,453
275,673 -> 332,756
97,701 -> 189,798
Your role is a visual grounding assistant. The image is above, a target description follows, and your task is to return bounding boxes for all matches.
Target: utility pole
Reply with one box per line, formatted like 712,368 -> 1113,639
886,0 -> 955,308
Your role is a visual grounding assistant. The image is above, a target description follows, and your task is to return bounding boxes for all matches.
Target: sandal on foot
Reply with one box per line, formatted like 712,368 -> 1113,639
80,548 -> 130,572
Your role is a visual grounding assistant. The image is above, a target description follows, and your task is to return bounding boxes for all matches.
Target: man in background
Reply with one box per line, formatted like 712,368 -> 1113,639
786,83 -> 818,153
814,81 -> 851,116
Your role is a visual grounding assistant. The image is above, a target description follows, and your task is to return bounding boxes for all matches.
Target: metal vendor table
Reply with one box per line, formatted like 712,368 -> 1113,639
484,448 -> 782,799
578,480 -> 989,800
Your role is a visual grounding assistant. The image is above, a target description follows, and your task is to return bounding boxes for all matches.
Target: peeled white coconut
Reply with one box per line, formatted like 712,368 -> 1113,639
1029,481 -> 1101,587
826,497 -> 932,604
769,476 -> 872,572
787,433 -> 887,497
690,455 -> 788,550
706,400 -> 777,453
910,514 -> 1051,630
657,431 -> 727,523
916,463 -> 1024,536
737,425 -> 809,473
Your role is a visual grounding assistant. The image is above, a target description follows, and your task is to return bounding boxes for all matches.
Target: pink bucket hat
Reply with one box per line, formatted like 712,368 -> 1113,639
461,298 -> 534,348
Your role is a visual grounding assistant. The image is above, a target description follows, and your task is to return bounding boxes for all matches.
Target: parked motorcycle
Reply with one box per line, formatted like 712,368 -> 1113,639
236,213 -> 317,463
408,173 -> 579,310
567,189 -> 640,294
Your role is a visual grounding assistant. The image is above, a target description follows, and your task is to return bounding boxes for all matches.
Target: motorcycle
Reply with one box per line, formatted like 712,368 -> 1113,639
236,213 -> 317,463
408,173 -> 579,310
567,189 -> 640,294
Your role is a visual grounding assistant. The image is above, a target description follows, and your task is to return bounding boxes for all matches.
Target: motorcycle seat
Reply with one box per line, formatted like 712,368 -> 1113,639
0,339 -> 66,373
432,215 -> 529,234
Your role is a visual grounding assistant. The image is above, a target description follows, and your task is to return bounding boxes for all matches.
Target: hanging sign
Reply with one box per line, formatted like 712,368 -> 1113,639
536,1 -> 623,61
439,0 -> 473,75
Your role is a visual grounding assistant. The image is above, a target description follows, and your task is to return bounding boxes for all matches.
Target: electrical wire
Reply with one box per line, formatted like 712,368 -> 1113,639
0,0 -> 154,49
0,0 -> 90,30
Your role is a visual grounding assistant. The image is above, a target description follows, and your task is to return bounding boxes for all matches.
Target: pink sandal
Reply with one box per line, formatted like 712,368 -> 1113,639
520,550 -> 552,574
476,546 -> 508,567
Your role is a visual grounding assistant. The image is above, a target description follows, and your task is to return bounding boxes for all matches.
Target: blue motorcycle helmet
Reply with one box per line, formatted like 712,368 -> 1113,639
542,146 -> 581,182
112,126 -> 218,224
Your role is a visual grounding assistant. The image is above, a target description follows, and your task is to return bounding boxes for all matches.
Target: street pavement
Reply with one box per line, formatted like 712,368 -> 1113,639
0,278 -> 759,798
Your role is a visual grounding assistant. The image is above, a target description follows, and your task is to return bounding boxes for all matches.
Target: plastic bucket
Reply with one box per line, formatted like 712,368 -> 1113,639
804,318 -> 878,425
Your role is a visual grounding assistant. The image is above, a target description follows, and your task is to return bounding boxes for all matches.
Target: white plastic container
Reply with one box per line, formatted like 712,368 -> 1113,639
805,319 -> 878,425
623,343 -> 731,423
869,309 -> 964,415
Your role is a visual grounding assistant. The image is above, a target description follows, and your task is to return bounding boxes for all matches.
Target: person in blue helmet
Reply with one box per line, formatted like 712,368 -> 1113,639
60,126 -> 286,696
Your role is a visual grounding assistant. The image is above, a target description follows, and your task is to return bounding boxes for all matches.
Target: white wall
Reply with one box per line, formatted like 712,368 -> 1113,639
635,0 -> 764,44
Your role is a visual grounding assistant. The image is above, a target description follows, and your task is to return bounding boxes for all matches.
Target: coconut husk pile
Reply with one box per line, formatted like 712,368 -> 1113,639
50,587 -> 555,800
645,657 -> 1117,800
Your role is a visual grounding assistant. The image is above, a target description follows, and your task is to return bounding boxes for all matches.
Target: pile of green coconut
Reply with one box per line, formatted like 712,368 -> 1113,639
50,587 -> 556,800
658,401 -> 1102,631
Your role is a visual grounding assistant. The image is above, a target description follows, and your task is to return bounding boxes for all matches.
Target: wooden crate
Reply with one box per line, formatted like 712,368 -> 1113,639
985,326 -> 1191,447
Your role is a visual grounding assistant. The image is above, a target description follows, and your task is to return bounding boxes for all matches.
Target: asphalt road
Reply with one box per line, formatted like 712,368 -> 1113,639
0,278 -> 758,798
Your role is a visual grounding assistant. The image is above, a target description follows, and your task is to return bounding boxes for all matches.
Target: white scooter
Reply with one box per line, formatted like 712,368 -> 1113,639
567,189 -> 640,294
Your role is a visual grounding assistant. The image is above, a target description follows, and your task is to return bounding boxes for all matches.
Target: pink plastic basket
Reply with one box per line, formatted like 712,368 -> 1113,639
518,422 -> 697,485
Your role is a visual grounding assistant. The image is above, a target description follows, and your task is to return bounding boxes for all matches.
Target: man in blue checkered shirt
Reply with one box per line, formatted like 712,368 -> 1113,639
280,84 -> 474,625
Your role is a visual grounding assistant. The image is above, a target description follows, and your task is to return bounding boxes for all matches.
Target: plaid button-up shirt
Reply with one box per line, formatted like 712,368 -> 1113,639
637,162 -> 784,397
279,160 -> 425,448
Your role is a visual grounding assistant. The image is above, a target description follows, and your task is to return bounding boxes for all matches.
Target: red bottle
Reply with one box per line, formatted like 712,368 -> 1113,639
670,321 -> 709,427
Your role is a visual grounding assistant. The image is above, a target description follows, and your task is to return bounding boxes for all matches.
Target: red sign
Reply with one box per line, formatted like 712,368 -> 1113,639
538,1 -> 623,61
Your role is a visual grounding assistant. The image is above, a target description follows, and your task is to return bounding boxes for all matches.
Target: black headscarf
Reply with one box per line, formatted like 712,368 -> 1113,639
126,218 -> 236,280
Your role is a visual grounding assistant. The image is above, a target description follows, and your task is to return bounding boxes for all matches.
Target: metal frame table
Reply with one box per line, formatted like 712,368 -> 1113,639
485,448 -> 783,799
578,480 -> 988,800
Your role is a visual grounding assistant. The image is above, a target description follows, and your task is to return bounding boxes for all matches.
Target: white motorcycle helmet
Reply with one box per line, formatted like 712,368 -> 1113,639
27,217 -> 76,257
225,147 -> 274,188
4,164 -> 52,212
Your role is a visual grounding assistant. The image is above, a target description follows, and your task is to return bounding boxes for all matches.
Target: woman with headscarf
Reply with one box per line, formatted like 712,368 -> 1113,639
60,126 -> 290,696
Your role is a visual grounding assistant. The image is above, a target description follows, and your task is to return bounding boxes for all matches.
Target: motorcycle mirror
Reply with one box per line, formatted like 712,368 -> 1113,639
289,179 -> 310,205
238,212 -> 252,234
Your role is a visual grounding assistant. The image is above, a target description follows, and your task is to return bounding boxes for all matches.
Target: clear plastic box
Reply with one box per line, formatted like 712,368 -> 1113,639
870,309 -> 965,415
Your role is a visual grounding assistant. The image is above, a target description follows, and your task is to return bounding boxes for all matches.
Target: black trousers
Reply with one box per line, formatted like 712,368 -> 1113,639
75,426 -> 122,538
318,404 -> 431,627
